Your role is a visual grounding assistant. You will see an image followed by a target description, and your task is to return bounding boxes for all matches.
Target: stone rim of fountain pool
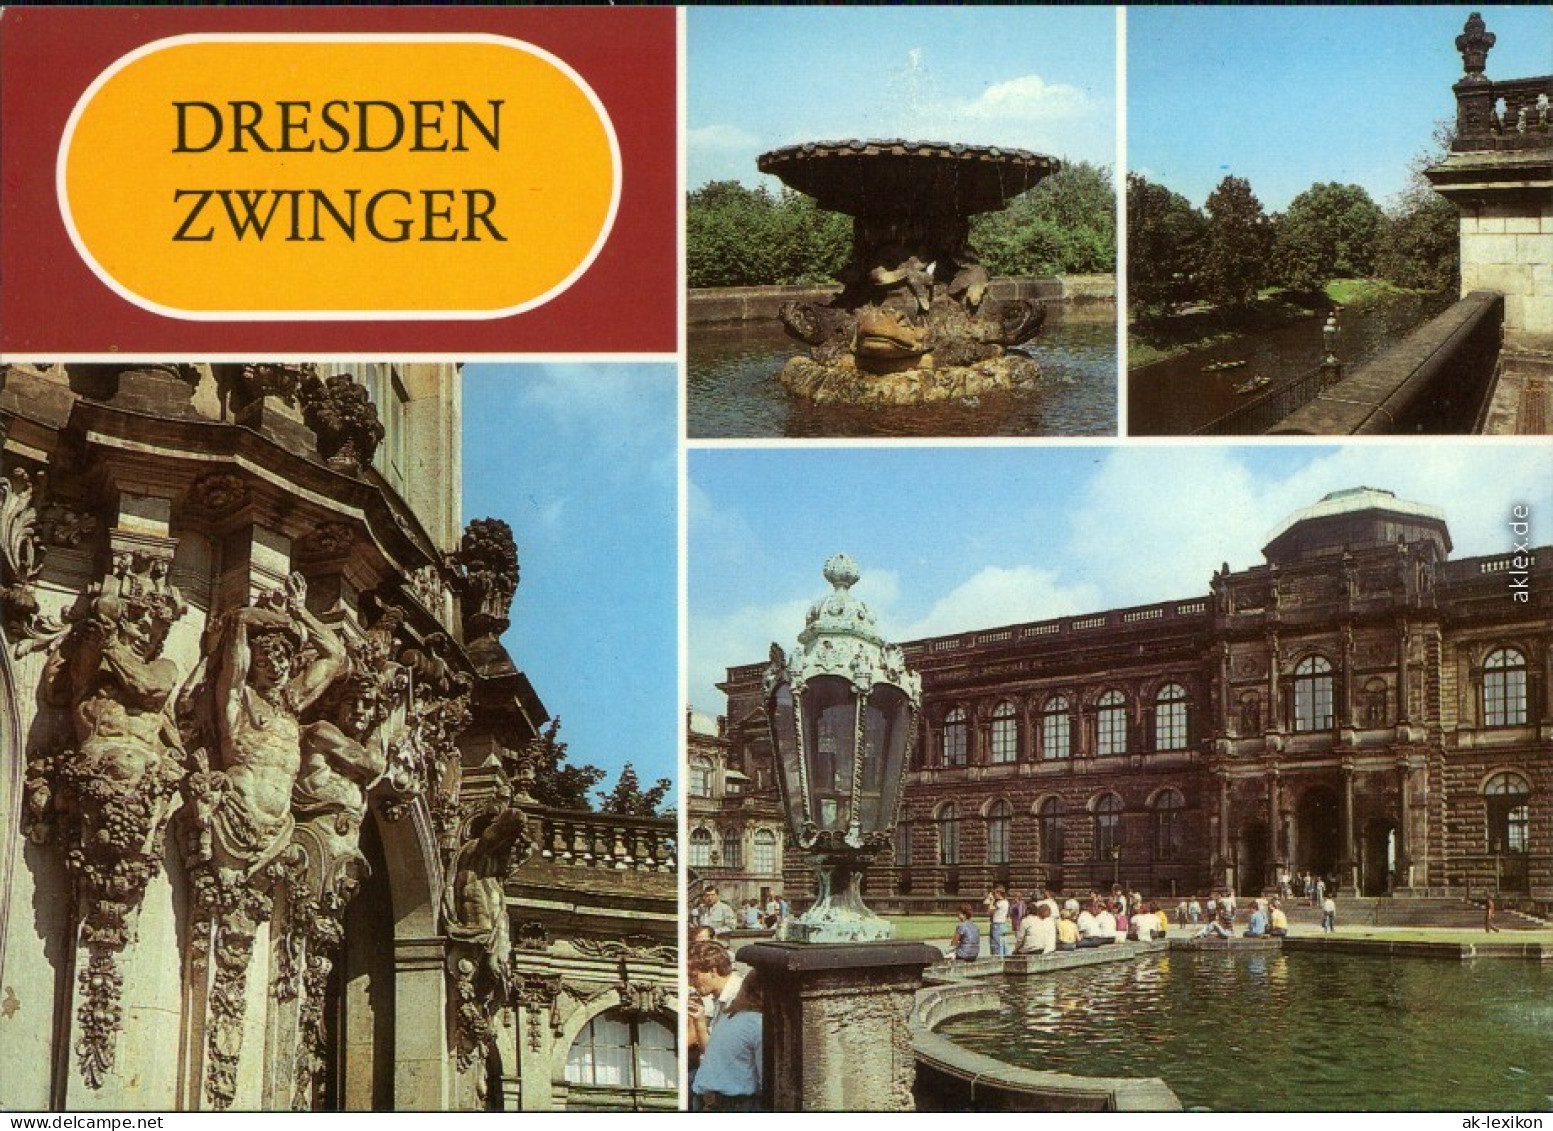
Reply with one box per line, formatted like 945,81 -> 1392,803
912,936 -> 1553,1112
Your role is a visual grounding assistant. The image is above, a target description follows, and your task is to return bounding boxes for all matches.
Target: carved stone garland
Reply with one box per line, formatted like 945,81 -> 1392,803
22,550 -> 190,1087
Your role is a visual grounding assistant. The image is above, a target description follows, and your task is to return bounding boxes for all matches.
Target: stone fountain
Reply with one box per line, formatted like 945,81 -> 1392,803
760,139 -> 1060,406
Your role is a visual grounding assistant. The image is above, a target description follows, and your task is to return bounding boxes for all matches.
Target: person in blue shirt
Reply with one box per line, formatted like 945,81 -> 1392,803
1244,900 -> 1268,937
691,970 -> 764,1111
951,905 -> 981,960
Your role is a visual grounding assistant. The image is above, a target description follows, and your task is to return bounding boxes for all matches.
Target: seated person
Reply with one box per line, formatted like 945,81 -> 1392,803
1130,906 -> 1156,941
1110,902 -> 1129,943
1268,900 -> 1289,938
1244,900 -> 1268,938
1055,909 -> 1080,951
1197,907 -> 1234,939
950,905 -> 981,961
1014,903 -> 1057,956
1077,902 -> 1114,947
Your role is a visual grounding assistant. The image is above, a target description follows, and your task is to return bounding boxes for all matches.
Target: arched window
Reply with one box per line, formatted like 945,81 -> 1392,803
942,707 -> 968,767
1361,678 -> 1389,728
1038,797 -> 1065,865
1293,656 -> 1334,732
986,799 -> 1012,864
720,828 -> 742,869
689,827 -> 713,868
1485,772 -> 1531,854
1042,695 -> 1071,760
565,1008 -> 677,1094
1092,792 -> 1123,860
689,757 -> 713,798
752,828 -> 777,874
1154,683 -> 1188,751
1153,789 -> 1185,860
1483,648 -> 1528,727
989,701 -> 1019,764
1096,690 -> 1127,756
937,804 -> 960,865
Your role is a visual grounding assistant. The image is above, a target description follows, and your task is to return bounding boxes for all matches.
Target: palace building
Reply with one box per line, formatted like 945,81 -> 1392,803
686,708 -> 786,908
718,488 -> 1551,909
0,363 -> 676,1112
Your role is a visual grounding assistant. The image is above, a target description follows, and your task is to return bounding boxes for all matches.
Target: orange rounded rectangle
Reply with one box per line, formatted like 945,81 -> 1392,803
59,35 -> 620,320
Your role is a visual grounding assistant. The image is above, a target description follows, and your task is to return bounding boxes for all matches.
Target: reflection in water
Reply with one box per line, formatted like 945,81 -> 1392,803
936,951 -> 1553,1111
688,304 -> 1117,438
1128,292 -> 1455,435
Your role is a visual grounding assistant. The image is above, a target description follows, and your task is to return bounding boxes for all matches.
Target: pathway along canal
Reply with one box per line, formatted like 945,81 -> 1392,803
1128,292 -> 1454,436
688,303 -> 1117,439
935,949 -> 1553,1111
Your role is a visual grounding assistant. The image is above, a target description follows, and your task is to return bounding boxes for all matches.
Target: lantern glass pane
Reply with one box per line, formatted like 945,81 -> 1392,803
801,675 -> 858,832
860,683 -> 912,834
770,682 -> 805,832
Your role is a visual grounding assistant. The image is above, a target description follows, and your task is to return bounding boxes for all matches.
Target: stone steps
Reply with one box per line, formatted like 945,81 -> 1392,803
1282,896 -> 1544,930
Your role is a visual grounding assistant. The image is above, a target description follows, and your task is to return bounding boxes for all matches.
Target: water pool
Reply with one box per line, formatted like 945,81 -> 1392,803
934,950 -> 1553,1111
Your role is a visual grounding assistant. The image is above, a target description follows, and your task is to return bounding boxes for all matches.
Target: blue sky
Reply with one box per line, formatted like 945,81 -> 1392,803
1129,5 -> 1553,211
689,442 -> 1553,718
689,7 -> 1117,190
463,364 -> 676,797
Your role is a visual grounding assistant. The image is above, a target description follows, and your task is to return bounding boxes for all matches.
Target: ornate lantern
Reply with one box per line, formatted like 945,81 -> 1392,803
763,554 -> 921,942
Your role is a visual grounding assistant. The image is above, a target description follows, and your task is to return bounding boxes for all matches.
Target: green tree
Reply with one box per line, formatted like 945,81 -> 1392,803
596,763 -> 673,818
1200,175 -> 1272,309
686,181 -> 850,288
1126,172 -> 1207,317
1375,122 -> 1460,294
1271,182 -> 1385,291
973,161 -> 1116,277
524,718 -> 607,811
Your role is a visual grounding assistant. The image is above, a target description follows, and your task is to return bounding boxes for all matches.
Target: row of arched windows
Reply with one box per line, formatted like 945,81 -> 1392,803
938,685 -> 1192,765
928,790 -> 1188,866
1288,647 -> 1529,732
687,826 -> 778,872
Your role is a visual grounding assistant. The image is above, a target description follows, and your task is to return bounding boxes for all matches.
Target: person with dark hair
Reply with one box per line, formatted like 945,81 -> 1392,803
691,970 -> 764,1111
950,905 -> 981,960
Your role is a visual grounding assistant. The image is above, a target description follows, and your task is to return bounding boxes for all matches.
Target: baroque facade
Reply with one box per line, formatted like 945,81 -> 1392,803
0,362 -> 676,1112
719,489 -> 1552,910
686,708 -> 785,907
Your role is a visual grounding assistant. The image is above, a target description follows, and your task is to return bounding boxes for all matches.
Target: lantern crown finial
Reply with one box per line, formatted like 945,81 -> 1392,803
823,552 -> 860,591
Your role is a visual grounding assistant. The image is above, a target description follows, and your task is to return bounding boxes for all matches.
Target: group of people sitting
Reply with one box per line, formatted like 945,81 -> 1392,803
953,887 -> 1171,959
1191,895 -> 1291,939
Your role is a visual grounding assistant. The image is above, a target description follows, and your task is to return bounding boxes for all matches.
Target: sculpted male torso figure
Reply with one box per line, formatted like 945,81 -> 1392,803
205,575 -> 347,881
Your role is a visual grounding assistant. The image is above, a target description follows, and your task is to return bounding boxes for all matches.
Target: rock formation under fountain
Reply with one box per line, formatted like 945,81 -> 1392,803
761,140 -> 1060,407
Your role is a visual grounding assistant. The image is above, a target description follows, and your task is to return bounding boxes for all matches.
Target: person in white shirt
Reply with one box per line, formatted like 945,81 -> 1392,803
1132,907 -> 1158,941
1097,904 -> 1120,942
1014,903 -> 1057,955
985,888 -> 1012,956
1075,904 -> 1100,941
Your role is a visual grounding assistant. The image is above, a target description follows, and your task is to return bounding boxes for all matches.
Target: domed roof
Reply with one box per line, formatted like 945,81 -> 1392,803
1263,487 -> 1451,565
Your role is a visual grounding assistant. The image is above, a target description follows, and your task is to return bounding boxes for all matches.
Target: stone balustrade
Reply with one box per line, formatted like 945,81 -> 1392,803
1456,75 -> 1553,153
525,805 -> 677,872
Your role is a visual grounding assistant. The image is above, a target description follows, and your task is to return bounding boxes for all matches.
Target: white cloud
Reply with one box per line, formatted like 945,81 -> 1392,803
900,565 -> 1101,641
691,595 -> 812,716
957,74 -> 1092,123
515,365 -> 675,484
688,124 -> 759,152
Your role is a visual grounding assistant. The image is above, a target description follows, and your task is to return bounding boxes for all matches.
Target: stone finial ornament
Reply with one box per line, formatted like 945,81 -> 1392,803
1455,12 -> 1495,79
298,372 -> 385,474
449,517 -> 519,641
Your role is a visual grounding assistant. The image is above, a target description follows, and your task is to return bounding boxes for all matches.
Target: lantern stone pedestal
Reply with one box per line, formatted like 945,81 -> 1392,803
738,940 -> 941,1112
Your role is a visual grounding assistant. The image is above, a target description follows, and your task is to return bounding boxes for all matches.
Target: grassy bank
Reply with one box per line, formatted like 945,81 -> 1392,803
1127,278 -> 1428,370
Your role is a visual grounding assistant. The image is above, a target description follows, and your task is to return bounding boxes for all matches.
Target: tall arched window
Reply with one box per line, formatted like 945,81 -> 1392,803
1483,648 -> 1528,727
1485,772 -> 1531,854
937,804 -> 960,865
565,1008 -> 677,1095
986,799 -> 1012,864
752,828 -> 777,874
690,756 -> 713,798
942,707 -> 968,767
1038,797 -> 1065,865
1042,695 -> 1071,760
989,701 -> 1019,764
1293,656 -> 1335,732
1092,792 -> 1123,860
1154,683 -> 1188,751
688,827 -> 713,868
1096,691 -> 1127,756
1153,789 -> 1185,860
720,829 -> 742,869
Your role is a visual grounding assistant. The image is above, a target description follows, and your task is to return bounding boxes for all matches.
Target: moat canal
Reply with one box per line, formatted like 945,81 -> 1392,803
688,303 -> 1117,439
1128,292 -> 1454,435
935,949 -> 1553,1111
